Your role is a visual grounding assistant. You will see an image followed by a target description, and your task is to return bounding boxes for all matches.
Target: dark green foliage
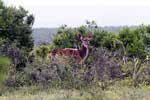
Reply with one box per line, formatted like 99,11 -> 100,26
145,25 -> 150,33
0,37 -> 5,45
78,26 -> 87,34
0,1 -> 34,52
102,32 -> 118,50
90,29 -> 107,47
52,28 -> 77,49
143,33 -> 150,49
118,27 -> 132,47
0,0 -> 35,85
118,27 -> 146,58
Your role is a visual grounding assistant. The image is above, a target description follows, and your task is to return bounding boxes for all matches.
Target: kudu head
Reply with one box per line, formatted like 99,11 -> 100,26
77,34 -> 93,48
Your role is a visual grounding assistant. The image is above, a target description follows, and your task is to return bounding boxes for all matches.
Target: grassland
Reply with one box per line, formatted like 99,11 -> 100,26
1,85 -> 150,100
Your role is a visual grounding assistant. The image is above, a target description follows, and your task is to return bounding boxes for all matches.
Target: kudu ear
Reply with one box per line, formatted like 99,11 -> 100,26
76,33 -> 83,40
80,35 -> 83,40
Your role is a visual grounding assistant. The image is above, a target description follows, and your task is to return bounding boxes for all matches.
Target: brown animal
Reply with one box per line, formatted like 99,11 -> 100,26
48,34 -> 93,64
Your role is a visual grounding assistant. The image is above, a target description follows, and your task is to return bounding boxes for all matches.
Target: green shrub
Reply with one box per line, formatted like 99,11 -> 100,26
0,56 -> 11,83
118,27 -> 146,58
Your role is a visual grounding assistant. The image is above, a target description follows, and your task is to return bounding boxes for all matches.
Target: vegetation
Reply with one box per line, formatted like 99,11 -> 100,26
0,0 -> 34,71
0,56 -> 11,82
0,1 -> 34,51
1,86 -> 150,100
1,0 -> 150,99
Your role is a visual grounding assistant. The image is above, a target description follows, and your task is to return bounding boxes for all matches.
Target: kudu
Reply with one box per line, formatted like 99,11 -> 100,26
48,34 -> 93,64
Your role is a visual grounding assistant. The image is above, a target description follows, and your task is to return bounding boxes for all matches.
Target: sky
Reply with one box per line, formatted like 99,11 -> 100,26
3,0 -> 150,28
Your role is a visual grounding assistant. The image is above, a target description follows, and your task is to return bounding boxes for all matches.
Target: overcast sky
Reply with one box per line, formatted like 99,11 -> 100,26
3,0 -> 150,28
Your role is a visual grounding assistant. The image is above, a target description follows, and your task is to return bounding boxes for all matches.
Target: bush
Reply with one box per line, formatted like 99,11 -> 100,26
118,27 -> 146,58
0,56 -> 11,83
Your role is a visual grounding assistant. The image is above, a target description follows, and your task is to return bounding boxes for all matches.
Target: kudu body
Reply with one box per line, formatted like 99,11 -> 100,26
48,34 -> 92,64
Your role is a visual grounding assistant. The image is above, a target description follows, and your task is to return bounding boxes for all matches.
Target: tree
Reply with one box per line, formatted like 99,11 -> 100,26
0,0 -> 34,52
143,33 -> 150,51
52,28 -> 77,48
0,0 -> 34,71
118,27 -> 146,58
85,20 -> 98,34
90,29 -> 108,47
102,32 -> 118,50
145,25 -> 150,33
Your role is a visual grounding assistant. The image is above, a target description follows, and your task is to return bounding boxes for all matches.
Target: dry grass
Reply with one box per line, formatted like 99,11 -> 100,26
0,85 -> 150,100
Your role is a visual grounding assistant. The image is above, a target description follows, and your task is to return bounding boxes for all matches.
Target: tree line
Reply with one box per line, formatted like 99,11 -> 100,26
1,0 -> 150,88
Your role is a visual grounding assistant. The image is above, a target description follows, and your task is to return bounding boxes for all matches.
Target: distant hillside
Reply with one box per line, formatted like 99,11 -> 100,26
32,28 -> 57,47
102,26 -> 137,33
32,26 -> 138,47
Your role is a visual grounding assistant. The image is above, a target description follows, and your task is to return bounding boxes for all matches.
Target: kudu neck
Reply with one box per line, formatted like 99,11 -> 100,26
79,44 -> 89,60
